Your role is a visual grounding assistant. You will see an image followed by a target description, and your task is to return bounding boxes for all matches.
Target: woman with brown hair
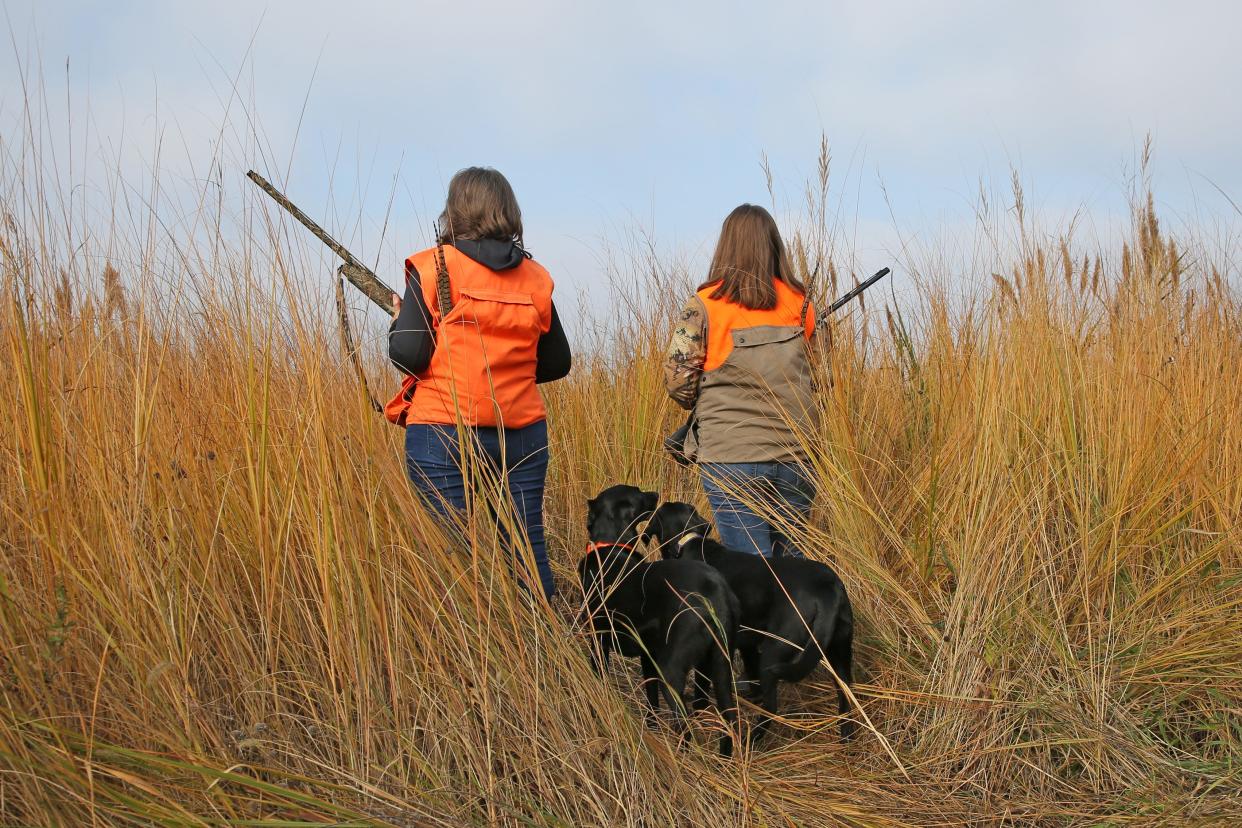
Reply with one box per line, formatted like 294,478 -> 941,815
387,167 -> 571,600
664,204 -> 817,558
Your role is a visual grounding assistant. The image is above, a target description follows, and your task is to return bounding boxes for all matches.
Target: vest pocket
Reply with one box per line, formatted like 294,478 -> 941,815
446,288 -> 540,335
696,323 -> 816,462
730,325 -> 804,349
715,324 -> 812,397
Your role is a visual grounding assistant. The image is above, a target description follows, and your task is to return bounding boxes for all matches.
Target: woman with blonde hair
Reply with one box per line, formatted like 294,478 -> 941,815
665,204 -> 817,558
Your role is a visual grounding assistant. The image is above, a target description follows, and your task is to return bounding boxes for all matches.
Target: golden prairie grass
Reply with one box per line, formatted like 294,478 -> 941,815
1,125 -> 1240,826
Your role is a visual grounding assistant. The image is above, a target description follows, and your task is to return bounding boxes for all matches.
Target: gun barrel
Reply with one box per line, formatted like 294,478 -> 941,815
246,170 -> 394,314
827,267 -> 890,315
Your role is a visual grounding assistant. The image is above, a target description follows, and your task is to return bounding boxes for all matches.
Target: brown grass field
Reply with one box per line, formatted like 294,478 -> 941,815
1,130 -> 1240,826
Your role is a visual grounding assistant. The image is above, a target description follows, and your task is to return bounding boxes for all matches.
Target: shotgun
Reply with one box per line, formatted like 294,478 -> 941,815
246,170 -> 395,316
822,266 -> 890,320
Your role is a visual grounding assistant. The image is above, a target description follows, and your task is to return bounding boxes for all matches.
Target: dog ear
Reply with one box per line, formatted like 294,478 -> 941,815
671,503 -> 708,538
639,490 -> 659,517
637,504 -> 658,545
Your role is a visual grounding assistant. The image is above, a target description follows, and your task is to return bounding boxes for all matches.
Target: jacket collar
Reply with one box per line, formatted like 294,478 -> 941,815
451,238 -> 529,271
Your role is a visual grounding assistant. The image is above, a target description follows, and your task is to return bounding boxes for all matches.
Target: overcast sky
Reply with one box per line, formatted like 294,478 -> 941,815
3,1 -> 1240,312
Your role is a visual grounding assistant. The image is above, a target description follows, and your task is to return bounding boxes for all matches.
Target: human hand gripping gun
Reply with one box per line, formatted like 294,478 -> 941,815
663,266 -> 891,466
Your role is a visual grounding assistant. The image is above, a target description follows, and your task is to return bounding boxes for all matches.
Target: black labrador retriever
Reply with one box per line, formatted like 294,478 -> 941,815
577,484 -> 740,756
643,501 -> 855,743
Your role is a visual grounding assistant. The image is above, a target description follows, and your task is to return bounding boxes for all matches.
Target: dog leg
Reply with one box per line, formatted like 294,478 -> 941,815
750,640 -> 792,747
655,651 -> 693,749
588,630 -> 612,676
749,670 -> 780,748
689,671 -> 711,712
639,653 -> 661,717
828,624 -> 855,740
738,640 -> 763,701
709,651 -> 737,757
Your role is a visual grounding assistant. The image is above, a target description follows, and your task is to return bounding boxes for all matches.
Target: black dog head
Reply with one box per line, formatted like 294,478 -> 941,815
579,485 -> 660,613
642,501 -> 712,559
586,484 -> 659,548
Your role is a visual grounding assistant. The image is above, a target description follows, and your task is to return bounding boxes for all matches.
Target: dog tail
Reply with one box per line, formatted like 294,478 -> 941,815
787,591 -> 840,679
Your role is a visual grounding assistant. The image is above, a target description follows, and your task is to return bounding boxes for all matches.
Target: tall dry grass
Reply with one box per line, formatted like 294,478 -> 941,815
1,120 -> 1240,826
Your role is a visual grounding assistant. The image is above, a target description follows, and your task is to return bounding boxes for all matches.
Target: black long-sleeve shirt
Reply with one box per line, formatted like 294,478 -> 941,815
387,238 -> 571,383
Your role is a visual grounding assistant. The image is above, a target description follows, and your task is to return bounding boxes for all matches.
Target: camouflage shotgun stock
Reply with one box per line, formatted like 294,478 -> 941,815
246,170 -> 395,315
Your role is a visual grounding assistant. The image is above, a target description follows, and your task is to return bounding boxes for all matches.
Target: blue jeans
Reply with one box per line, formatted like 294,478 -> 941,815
700,461 -> 814,558
404,420 -> 555,600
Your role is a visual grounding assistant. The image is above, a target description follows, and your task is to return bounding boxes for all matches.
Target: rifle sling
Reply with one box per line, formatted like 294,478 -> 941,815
335,269 -> 382,413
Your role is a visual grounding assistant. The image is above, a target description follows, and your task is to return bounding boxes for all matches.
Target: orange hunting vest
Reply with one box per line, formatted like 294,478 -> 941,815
690,279 -> 817,463
384,245 -> 554,428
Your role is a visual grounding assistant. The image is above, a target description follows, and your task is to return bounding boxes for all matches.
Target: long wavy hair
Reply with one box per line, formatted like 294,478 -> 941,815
699,204 -> 802,309
436,167 -> 524,245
